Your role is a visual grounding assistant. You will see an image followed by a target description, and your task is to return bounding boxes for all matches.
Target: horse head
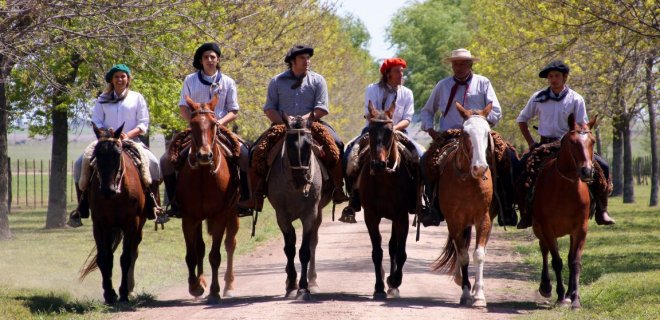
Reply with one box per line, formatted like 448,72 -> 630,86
456,101 -> 492,179
186,94 -> 219,167
366,100 -> 397,174
560,113 -> 598,183
282,111 -> 315,190
93,122 -> 125,197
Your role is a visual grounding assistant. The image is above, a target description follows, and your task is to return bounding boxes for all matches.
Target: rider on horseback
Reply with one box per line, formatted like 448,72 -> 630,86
419,49 -> 518,227
516,60 -> 615,228
338,57 -> 425,223
67,64 -> 163,227
160,42 -> 252,219
237,45 -> 350,211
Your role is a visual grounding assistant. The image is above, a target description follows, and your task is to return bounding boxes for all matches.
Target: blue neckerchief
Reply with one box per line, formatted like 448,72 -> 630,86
534,86 -> 569,102
197,70 -> 222,99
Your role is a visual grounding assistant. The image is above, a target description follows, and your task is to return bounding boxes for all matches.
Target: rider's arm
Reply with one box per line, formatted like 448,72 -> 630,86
179,105 -> 192,122
394,120 -> 410,131
420,82 -> 442,139
265,108 -> 284,124
518,122 -> 536,149
217,110 -> 237,127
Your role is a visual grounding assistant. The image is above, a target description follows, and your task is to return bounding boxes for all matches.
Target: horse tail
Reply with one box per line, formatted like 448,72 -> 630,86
79,229 -> 123,281
431,227 -> 472,275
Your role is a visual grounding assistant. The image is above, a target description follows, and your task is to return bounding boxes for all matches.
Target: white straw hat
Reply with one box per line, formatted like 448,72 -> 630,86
444,48 -> 480,62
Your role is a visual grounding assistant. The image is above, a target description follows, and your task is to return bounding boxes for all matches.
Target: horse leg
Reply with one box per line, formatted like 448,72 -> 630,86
207,228 -> 222,304
365,213 -> 386,300
386,215 -> 409,298
549,239 -> 569,306
307,212 -> 323,294
472,214 -> 492,308
568,231 -> 586,309
281,225 -> 298,298
118,226 -> 141,303
296,223 -> 313,301
94,227 -> 118,304
182,219 -> 205,298
223,217 -> 239,298
455,227 -> 472,306
538,240 -> 552,298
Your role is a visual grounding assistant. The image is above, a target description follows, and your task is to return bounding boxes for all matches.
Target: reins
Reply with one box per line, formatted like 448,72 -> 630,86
187,109 -> 222,174
554,129 -> 593,184
95,137 -> 126,193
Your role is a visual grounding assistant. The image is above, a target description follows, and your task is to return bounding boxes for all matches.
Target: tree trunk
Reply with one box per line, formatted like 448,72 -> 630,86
45,54 -> 82,228
611,116 -> 624,196
0,56 -> 13,240
647,55 -> 658,206
622,115 -> 635,203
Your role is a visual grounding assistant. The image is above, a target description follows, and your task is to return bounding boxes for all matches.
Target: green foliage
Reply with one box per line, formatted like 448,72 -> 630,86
388,0 -> 474,111
340,13 -> 371,51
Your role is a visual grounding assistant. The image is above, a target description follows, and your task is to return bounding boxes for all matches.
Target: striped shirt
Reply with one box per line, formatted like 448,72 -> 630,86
92,90 -> 149,138
263,70 -> 329,116
178,71 -> 239,119
420,74 -> 502,132
516,87 -> 588,139
363,83 -> 414,126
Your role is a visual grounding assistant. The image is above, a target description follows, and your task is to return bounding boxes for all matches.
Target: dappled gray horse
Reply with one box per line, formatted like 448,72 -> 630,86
268,114 -> 332,300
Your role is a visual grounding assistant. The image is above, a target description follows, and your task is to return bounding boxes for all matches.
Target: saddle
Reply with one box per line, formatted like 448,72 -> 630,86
79,139 -> 152,191
345,131 -> 421,180
167,125 -> 241,171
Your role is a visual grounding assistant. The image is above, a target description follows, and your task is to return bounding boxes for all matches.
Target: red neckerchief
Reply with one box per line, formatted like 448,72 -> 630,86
443,73 -> 472,117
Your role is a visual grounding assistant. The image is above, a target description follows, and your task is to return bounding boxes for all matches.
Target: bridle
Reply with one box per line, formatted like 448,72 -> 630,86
95,137 -> 125,193
453,115 -> 490,181
368,117 -> 400,174
555,129 -> 593,183
283,127 -> 318,196
188,109 -> 222,174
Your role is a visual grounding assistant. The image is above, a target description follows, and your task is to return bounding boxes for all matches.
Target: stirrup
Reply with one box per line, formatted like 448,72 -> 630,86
67,210 -> 83,228
338,206 -> 357,223
236,205 -> 253,217
419,205 -> 442,227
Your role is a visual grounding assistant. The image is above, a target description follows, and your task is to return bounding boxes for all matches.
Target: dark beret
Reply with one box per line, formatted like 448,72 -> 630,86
539,60 -> 570,78
193,43 -> 221,70
284,45 -> 314,64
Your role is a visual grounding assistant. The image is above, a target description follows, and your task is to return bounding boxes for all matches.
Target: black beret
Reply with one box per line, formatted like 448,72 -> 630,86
284,45 -> 314,64
193,43 -> 221,70
539,60 -> 570,78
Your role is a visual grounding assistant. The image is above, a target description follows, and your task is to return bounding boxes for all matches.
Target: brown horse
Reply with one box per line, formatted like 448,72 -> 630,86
532,113 -> 597,309
431,102 -> 494,307
359,101 -> 419,299
177,95 -> 240,304
79,123 -> 149,304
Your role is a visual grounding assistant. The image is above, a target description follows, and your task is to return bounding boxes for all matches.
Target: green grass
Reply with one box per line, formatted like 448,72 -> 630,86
0,202 -> 285,319
514,184 -> 660,319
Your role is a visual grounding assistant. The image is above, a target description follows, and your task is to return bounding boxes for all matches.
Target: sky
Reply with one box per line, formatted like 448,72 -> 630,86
335,0 -> 410,61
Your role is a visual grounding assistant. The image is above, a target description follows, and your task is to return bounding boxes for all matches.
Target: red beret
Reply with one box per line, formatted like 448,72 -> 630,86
380,58 -> 407,75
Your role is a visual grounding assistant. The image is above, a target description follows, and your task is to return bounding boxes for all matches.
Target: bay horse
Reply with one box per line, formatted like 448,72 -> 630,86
431,102 -> 495,307
177,95 -> 240,303
532,113 -> 597,309
79,123 -> 149,304
268,113 -> 332,300
359,101 -> 418,299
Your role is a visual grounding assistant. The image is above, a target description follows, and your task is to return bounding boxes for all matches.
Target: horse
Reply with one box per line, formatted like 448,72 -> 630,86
79,123 -> 149,304
268,113 -> 332,300
532,113 -> 597,309
431,101 -> 495,307
358,101 -> 419,299
177,95 -> 240,303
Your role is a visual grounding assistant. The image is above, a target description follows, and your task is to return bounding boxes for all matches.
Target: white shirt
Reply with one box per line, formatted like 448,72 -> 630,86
516,87 -> 588,138
420,74 -> 501,131
92,90 -> 149,135
179,71 -> 239,119
363,83 -> 414,126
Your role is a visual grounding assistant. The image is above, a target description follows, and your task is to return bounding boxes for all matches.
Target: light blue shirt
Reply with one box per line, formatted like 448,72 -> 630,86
92,90 -> 149,136
517,87 -> 588,138
263,70 -> 329,116
179,71 -> 239,119
420,74 -> 501,132
363,83 -> 414,126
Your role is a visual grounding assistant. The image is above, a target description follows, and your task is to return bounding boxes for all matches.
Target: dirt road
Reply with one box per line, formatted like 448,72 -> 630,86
113,213 -> 542,320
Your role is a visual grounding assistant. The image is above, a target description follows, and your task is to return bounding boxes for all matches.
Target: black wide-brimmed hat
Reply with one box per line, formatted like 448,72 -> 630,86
539,60 -> 570,78
284,45 -> 314,63
193,42 -> 221,70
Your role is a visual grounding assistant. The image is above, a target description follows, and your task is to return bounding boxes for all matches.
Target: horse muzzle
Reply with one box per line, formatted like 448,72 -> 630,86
370,160 -> 387,173
196,151 -> 213,165
471,165 -> 489,180
579,166 -> 594,183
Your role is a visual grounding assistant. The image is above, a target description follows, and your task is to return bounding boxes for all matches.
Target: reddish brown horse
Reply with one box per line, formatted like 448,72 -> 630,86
359,101 -> 419,299
432,102 -> 494,307
532,113 -> 597,309
79,123 -> 149,304
177,95 -> 240,303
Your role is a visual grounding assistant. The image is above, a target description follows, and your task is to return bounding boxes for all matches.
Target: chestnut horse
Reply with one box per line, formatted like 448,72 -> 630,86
431,102 -> 495,307
177,95 -> 240,303
268,114 -> 333,300
532,114 -> 597,309
359,101 -> 419,299
79,123 -> 149,304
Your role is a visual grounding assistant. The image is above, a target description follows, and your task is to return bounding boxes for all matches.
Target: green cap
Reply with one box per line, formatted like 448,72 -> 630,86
105,64 -> 131,83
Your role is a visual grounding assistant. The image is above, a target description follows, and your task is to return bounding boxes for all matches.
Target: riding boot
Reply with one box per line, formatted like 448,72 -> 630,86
339,191 -> 359,224
330,164 -> 350,204
67,183 -> 88,228
593,187 -> 615,226
237,169 -> 265,212
516,191 -> 534,229
163,173 -> 180,218
496,161 -> 518,227
236,169 -> 254,217
419,184 -> 443,227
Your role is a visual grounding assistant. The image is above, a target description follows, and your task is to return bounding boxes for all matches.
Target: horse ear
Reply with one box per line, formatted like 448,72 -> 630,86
588,115 -> 599,130
385,100 -> 396,119
115,123 -> 125,139
455,101 -> 471,120
567,113 -> 576,130
481,102 -> 493,118
185,95 -> 198,111
92,122 -> 102,139
208,94 -> 219,112
367,100 -> 378,120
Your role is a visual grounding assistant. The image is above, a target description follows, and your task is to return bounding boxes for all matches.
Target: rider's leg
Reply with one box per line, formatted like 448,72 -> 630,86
516,152 -> 534,229
67,155 -> 87,228
592,154 -> 615,225
419,151 -> 443,227
160,152 -> 180,218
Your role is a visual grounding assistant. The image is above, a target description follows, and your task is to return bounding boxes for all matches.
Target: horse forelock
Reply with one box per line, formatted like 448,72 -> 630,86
462,116 -> 490,168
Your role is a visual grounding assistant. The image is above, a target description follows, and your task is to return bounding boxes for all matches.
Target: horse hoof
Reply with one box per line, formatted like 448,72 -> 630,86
189,286 -> 205,298
373,292 -> 387,300
207,294 -> 221,304
296,289 -> 311,301
309,285 -> 321,294
387,288 -> 400,299
556,298 -> 571,308
223,289 -> 235,298
571,301 -> 581,310
285,289 -> 297,299
538,284 -> 552,298
459,296 -> 473,306
472,298 -> 487,308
